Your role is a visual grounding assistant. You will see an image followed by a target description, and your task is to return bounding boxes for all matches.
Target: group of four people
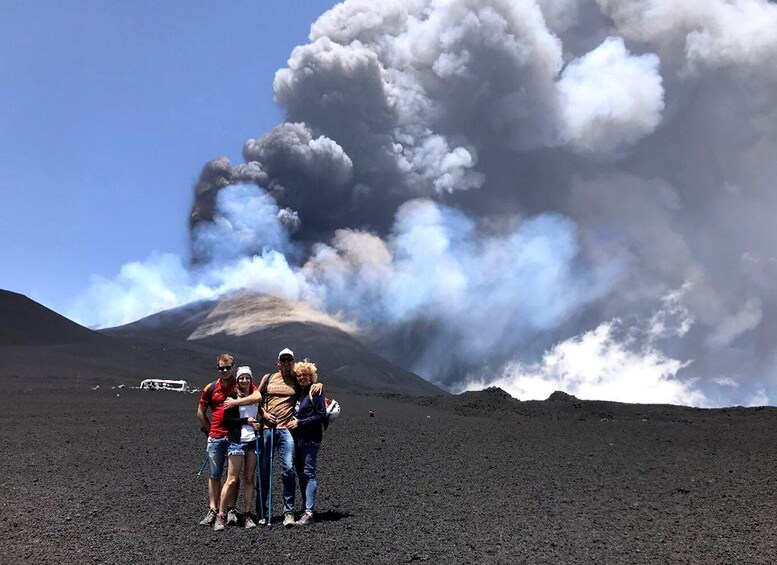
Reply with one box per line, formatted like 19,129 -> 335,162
196,347 -> 326,530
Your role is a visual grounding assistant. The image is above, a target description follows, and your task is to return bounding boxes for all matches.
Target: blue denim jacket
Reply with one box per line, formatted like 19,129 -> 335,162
293,386 -> 325,444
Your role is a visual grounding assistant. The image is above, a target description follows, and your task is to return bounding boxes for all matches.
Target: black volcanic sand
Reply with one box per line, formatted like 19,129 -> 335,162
4,386 -> 777,564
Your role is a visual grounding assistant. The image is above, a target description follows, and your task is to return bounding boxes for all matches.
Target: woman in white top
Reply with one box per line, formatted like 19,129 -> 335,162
214,366 -> 261,531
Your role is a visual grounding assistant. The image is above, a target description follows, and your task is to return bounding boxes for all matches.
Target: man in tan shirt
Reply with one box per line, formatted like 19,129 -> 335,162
254,348 -> 322,527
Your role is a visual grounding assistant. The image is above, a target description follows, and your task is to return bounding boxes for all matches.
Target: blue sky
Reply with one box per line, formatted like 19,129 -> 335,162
0,0 -> 337,313
4,0 -> 776,405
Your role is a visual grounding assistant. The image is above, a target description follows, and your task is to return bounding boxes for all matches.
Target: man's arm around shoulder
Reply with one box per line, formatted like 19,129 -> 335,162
224,388 -> 262,409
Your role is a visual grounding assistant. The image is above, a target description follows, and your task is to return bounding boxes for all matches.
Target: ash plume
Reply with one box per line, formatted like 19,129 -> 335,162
72,0 -> 777,406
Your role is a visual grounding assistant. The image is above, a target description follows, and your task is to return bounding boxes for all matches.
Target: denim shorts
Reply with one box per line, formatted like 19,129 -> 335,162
228,439 -> 257,457
206,437 -> 230,479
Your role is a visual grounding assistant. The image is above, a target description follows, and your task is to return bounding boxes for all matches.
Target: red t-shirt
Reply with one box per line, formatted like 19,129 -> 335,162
199,379 -> 255,438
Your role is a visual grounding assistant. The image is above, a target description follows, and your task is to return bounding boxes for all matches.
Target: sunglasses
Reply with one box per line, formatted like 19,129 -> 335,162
217,365 -> 233,372
279,357 -> 294,363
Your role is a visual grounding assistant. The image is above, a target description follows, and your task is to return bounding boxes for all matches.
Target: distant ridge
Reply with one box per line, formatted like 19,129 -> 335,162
0,289 -> 105,346
0,289 -> 228,387
105,291 -> 354,341
0,289 -> 444,395
104,291 -> 445,396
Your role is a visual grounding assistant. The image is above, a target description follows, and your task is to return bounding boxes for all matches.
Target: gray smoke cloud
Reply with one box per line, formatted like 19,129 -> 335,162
71,0 -> 777,406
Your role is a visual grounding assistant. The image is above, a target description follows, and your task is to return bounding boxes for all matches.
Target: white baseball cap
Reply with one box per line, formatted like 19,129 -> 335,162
278,348 -> 295,360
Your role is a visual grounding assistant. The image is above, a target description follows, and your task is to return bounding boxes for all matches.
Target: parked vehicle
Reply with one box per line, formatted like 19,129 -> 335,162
139,379 -> 190,392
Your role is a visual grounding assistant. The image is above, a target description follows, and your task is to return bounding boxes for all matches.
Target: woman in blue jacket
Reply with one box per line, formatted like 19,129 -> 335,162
287,360 -> 325,526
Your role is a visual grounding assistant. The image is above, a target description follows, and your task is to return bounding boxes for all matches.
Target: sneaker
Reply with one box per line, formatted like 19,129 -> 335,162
244,514 -> 256,529
296,512 -> 314,526
199,508 -> 217,526
257,517 -> 267,526
227,508 -> 239,526
283,512 -> 295,528
213,514 -> 226,532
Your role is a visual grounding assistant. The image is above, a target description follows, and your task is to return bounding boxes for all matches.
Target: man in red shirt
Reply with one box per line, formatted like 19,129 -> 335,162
196,353 -> 257,526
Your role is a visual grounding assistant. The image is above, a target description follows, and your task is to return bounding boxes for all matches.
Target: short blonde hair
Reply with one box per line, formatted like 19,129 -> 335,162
294,360 -> 318,383
217,353 -> 234,366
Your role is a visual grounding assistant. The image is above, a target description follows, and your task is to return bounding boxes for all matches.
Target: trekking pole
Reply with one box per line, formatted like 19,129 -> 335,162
256,434 -> 264,524
197,454 -> 208,476
268,427 -> 274,527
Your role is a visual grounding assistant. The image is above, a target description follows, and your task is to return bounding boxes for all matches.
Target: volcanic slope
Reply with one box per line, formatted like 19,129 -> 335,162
103,291 -> 444,395
0,289 -> 104,346
0,289 -> 234,388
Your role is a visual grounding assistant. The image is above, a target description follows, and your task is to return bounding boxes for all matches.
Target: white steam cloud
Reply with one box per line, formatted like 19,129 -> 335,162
71,185 -> 303,328
461,287 -> 705,405
69,0 -> 777,407
558,36 -> 665,155
465,319 -> 701,405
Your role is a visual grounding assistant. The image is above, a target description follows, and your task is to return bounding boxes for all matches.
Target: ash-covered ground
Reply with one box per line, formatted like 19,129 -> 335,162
3,385 -> 777,564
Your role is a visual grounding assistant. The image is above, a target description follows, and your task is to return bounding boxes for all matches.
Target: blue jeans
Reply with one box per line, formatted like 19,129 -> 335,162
295,441 -> 321,513
206,437 -> 229,480
258,428 -> 296,516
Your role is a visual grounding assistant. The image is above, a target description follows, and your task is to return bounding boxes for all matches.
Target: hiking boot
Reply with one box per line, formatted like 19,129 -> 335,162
283,512 -> 295,528
244,514 -> 256,529
296,512 -> 314,526
227,508 -> 239,526
199,508 -> 217,526
213,514 -> 226,532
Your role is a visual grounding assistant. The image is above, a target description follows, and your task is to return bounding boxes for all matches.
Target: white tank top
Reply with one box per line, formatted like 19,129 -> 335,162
239,403 -> 259,443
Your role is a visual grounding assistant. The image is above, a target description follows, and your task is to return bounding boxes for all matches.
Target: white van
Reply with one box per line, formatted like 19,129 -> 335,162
139,379 -> 190,392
